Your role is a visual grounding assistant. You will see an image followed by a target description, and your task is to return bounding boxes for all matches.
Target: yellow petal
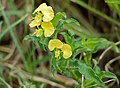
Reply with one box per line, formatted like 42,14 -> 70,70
34,12 -> 43,22
61,44 -> 72,59
42,6 -> 54,22
48,39 -> 63,51
41,22 -> 55,37
33,29 -> 43,37
29,20 -> 41,28
44,28 -> 54,37
33,3 -> 47,14
61,44 -> 72,51
63,51 -> 72,59
33,3 -> 54,22
55,50 -> 60,58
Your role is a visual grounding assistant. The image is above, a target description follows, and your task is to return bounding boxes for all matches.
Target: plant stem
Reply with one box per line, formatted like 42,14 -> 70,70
79,53 -> 84,88
98,41 -> 120,63
82,75 -> 84,88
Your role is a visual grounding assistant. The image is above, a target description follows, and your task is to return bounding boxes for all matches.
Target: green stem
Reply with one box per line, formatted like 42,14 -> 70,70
0,14 -> 28,40
0,2 -> 27,65
0,77 -> 12,88
84,52 -> 92,65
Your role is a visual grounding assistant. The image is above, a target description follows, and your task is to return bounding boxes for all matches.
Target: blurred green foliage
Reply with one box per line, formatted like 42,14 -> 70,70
0,0 -> 120,88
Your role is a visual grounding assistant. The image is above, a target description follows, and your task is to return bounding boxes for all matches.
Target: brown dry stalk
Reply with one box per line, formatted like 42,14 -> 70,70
2,63 -> 66,88
98,41 -> 120,63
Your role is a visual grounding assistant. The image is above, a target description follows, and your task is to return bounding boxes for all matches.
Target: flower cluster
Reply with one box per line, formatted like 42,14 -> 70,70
29,3 -> 72,59
29,3 -> 55,37
48,39 -> 72,59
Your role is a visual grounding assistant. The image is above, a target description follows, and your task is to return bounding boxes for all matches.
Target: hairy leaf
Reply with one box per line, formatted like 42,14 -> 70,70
52,12 -> 66,27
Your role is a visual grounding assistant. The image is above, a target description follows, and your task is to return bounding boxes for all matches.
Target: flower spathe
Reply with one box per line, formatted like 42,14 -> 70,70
48,39 -> 72,59
29,3 -> 55,37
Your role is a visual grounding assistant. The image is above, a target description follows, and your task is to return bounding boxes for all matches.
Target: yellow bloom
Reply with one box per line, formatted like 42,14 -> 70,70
33,29 -> 43,37
48,39 -> 72,59
29,3 -> 55,37
41,22 -> 55,37
33,3 -> 54,22
34,12 -> 43,22
29,20 -> 41,28
42,6 -> 54,22
29,13 -> 42,28
48,39 -> 63,51
33,3 -> 47,14
61,44 -> 72,59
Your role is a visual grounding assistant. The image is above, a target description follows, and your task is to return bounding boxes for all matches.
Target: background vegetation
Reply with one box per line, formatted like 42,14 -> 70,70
0,0 -> 120,88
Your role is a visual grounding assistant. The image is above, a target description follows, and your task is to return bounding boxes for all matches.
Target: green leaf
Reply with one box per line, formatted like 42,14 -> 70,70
72,47 -> 86,59
52,12 -> 66,27
72,38 -> 112,58
75,84 -> 81,88
64,18 -> 80,26
60,32 -> 72,45
99,71 -> 119,84
51,56 -> 62,74
76,60 -> 106,88
56,19 -> 65,30
24,34 -> 48,51
93,59 -> 101,73
0,65 -> 3,76
68,29 -> 75,36
67,59 -> 106,87
40,83 -> 44,88
81,38 -> 111,53
24,34 -> 38,42
105,0 -> 120,4
55,18 -> 80,31
0,77 -> 11,88
111,43 -> 120,53
84,52 -> 92,64
84,79 -> 95,88
0,21 -> 3,34
92,59 -> 119,85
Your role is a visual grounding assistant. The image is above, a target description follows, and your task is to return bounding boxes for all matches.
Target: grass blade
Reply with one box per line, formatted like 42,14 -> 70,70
71,0 -> 120,26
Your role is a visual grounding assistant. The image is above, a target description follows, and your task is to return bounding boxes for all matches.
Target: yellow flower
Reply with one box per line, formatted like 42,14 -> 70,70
41,22 -> 55,37
48,39 -> 63,51
48,39 -> 72,59
29,3 -> 55,37
29,12 -> 42,28
42,6 -> 54,22
61,44 -> 72,59
33,3 -> 54,22
34,12 -> 43,22
33,3 -> 47,14
29,20 -> 41,28
30,20 -> 55,37
33,29 -> 43,37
